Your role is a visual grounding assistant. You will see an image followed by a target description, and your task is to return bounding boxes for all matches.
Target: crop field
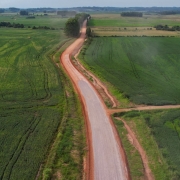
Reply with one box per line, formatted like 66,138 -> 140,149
0,23 -> 85,179
89,14 -> 180,27
114,109 -> 180,179
80,37 -> 180,106
0,14 -> 67,29
0,27 -> 65,179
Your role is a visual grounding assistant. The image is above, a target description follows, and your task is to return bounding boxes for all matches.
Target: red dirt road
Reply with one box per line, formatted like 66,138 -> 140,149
61,21 -> 128,180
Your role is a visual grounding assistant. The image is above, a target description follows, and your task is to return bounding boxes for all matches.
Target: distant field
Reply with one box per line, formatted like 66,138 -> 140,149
80,37 -> 180,105
89,14 -> 180,27
114,109 -> 180,179
91,27 -> 180,37
0,14 -> 67,28
88,13 -> 180,36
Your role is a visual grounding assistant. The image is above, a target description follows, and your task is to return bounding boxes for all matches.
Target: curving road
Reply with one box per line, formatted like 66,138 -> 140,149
61,21 -> 128,180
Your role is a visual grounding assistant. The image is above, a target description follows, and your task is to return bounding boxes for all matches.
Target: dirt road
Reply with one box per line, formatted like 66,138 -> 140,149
61,21 -> 128,180
108,104 -> 180,114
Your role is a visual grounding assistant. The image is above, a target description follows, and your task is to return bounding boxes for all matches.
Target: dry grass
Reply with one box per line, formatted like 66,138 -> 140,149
91,13 -> 180,21
92,27 -> 180,36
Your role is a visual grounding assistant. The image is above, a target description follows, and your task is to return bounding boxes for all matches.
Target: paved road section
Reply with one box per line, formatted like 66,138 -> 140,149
61,21 -> 128,180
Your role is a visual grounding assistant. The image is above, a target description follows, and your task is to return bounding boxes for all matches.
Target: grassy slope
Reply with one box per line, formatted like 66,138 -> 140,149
0,17 -> 85,179
80,37 -> 180,106
114,109 -> 180,179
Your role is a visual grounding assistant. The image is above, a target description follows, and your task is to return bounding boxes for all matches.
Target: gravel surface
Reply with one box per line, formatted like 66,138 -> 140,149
79,80 -> 127,180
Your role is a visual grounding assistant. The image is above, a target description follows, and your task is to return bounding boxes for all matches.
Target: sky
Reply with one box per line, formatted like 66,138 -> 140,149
0,0 -> 180,8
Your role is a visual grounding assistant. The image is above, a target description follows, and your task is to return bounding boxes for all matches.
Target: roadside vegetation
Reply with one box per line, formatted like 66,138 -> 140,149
112,117 -> 145,180
0,14 -> 85,180
64,13 -> 89,37
113,109 -> 180,179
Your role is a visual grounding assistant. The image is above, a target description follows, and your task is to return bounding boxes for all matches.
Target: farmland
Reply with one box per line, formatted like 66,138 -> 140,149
114,109 -> 180,179
88,14 -> 180,36
89,14 -> 180,27
0,14 -> 67,29
0,15 -> 85,180
80,37 -> 180,106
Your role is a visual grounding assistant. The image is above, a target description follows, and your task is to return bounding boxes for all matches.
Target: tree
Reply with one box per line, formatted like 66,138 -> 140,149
121,12 -> 143,17
20,10 -> 28,15
86,27 -> 92,37
0,9 -> 4,13
64,18 -> 80,37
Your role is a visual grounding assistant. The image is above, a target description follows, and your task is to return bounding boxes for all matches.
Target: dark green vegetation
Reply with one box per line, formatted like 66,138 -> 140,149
64,13 -> 89,37
121,12 -> 143,17
114,109 -> 180,179
0,21 -> 24,28
64,18 -> 80,37
113,118 -> 144,180
0,16 -> 85,180
0,9 -> 4,13
160,11 -> 180,15
155,24 -> 180,31
80,37 -> 180,105
20,10 -> 28,15
86,27 -> 92,37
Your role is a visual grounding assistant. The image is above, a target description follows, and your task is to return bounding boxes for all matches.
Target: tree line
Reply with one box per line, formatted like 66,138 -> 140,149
0,9 -> 4,13
155,24 -> 180,31
0,21 -> 56,30
0,22 -> 24,28
64,13 -> 90,37
121,12 -> 143,17
159,11 -> 180,15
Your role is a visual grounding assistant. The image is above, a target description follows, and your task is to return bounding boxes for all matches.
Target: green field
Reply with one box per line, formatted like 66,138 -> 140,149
114,109 -> 180,179
89,14 -> 180,27
80,37 -> 180,105
0,16 -> 85,179
0,14 -> 67,29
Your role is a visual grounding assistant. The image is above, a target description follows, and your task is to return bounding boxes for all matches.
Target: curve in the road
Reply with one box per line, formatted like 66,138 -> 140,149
61,20 -> 129,180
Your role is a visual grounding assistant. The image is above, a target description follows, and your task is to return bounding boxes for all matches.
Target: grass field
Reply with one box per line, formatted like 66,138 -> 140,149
0,16 -> 85,179
79,37 -> 180,106
114,109 -> 180,179
89,14 -> 180,27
